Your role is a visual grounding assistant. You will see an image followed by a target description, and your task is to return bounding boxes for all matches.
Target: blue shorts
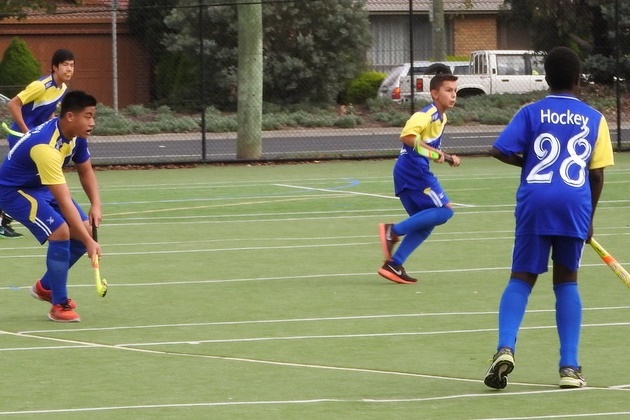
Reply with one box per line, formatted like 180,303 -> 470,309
0,186 -> 87,244
512,235 -> 585,274
397,181 -> 450,216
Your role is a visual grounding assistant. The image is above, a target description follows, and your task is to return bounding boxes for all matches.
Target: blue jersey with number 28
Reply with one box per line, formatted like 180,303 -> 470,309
493,94 -> 614,239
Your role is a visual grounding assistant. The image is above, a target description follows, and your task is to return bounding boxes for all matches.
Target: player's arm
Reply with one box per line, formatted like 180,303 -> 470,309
75,160 -> 102,228
401,133 -> 458,165
587,117 -> 614,241
491,146 -> 523,167
8,81 -> 46,133
7,96 -> 28,133
587,168 -> 604,241
48,183 -> 101,258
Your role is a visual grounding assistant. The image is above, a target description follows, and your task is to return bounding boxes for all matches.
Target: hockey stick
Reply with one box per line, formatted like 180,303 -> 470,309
1,122 -> 22,137
589,238 -> 630,289
92,225 -> 108,297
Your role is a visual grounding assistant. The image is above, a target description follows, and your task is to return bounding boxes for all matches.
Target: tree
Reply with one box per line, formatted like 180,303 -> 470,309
162,0 -> 372,109
128,0 -> 179,101
501,0 -> 630,83
0,37 -> 42,97
501,0 -> 628,56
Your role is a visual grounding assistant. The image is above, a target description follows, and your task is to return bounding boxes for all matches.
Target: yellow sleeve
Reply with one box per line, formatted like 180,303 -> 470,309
30,144 -> 66,185
589,116 -> 614,170
400,112 -> 432,139
17,80 -> 46,105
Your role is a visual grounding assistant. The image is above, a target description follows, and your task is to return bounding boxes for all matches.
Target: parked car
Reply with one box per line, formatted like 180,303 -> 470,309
386,50 -> 547,103
377,60 -> 469,102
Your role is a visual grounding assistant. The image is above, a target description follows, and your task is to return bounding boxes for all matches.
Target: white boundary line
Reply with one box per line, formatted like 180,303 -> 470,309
275,182 -> 476,207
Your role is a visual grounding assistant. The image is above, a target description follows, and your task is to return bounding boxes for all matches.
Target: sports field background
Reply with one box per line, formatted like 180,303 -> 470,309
1,154 -> 629,418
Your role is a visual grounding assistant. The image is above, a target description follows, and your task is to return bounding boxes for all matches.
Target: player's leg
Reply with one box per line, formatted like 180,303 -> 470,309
552,236 -> 586,388
0,187 -> 79,322
484,235 -> 548,389
0,208 -> 23,238
378,181 -> 454,283
379,175 -> 453,261
37,201 -> 88,308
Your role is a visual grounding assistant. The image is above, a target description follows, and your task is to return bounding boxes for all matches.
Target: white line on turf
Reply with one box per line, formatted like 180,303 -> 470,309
14,305 -> 630,335
274,183 -> 476,207
4,396 -> 630,417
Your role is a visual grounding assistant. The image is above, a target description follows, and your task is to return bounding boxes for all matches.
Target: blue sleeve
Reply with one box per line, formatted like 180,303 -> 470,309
72,138 -> 91,164
493,107 -> 530,156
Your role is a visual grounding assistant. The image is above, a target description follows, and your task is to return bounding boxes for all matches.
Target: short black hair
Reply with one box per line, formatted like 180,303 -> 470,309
51,49 -> 74,69
544,47 -> 581,91
430,73 -> 458,91
60,90 -> 97,116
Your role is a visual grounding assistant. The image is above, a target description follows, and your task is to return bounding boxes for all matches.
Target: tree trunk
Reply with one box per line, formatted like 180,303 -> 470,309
236,1 -> 263,160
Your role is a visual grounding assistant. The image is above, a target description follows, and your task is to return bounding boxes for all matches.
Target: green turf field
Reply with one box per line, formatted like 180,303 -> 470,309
1,154 -> 629,418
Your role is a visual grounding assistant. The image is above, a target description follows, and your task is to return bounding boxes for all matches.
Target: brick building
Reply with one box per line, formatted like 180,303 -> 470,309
0,0 -> 148,108
366,0 -> 532,72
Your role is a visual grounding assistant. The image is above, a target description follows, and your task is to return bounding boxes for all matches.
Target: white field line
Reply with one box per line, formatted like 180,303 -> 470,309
474,410 -> 630,420
4,393 -> 630,417
0,324 -> 629,416
74,165 -> 630,193
16,305 -> 630,335
95,200 -> 630,219
1,226 -> 628,254
0,261 -> 624,290
275,182 -> 397,200
275,182 -> 476,207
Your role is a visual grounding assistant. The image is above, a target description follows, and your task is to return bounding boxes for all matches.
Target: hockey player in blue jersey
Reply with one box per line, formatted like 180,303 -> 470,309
377,73 -> 461,284
0,90 -> 102,322
484,47 -> 614,390
1,49 -> 75,238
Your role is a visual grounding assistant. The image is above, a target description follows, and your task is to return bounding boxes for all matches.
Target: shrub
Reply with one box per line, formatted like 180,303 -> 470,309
583,54 -> 630,85
341,71 -> 386,105
0,38 -> 42,97
333,115 -> 361,128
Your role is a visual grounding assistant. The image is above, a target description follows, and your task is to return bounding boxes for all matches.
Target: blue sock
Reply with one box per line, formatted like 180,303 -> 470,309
391,228 -> 432,266
45,240 -> 71,305
554,282 -> 582,368
393,207 -> 454,236
498,278 -> 533,352
41,240 -> 86,291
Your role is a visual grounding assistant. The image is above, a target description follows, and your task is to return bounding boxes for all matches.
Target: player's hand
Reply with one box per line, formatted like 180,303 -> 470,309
448,154 -> 461,167
87,239 -> 102,260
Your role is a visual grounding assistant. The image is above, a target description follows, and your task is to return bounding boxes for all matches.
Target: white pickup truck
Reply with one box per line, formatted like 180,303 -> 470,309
380,50 -> 548,102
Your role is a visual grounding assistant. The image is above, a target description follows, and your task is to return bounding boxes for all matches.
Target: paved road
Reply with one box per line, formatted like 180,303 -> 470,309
1,126 -> 628,165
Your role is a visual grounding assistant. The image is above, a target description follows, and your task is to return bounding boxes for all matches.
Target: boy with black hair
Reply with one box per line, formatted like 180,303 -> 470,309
0,90 -> 102,322
377,73 -> 461,284
484,47 -> 614,389
1,48 -> 75,238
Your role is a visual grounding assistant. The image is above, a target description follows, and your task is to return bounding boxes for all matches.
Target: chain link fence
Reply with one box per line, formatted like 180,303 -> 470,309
0,0 -> 628,165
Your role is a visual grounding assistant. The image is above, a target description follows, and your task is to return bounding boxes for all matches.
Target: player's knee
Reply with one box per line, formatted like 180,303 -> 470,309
48,223 -> 70,241
440,206 -> 454,222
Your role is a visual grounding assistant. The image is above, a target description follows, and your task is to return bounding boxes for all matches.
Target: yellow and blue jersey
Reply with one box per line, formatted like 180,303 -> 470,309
7,75 -> 67,146
0,118 -> 90,188
494,94 -> 614,239
393,103 -> 447,195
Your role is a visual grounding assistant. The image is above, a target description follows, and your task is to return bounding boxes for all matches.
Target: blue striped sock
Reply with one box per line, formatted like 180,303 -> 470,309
498,278 -> 532,352
41,240 -> 86,291
554,282 -> 582,368
45,240 -> 71,305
